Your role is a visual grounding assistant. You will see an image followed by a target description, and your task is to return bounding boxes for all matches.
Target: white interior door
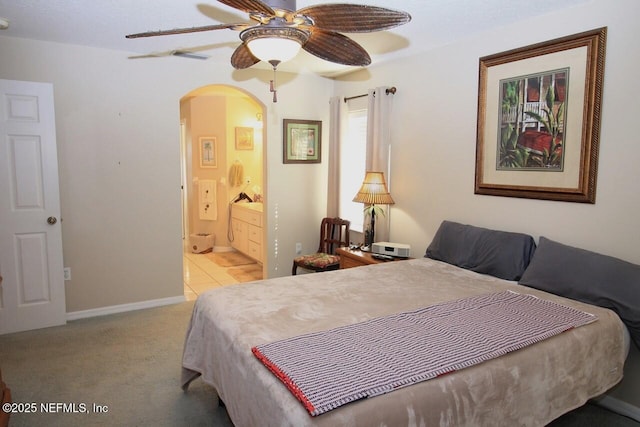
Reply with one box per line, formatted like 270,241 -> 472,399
0,79 -> 66,334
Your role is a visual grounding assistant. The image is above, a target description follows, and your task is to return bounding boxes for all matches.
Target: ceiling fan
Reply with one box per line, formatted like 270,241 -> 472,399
125,0 -> 412,70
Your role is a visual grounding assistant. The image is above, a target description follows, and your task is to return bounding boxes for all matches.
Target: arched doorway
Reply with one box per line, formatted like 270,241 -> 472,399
180,85 -> 266,293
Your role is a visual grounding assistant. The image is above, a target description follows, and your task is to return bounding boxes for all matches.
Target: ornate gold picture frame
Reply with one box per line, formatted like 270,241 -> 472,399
475,27 -> 607,203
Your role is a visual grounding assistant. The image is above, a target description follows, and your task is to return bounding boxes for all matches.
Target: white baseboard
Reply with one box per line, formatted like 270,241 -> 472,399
594,395 -> 640,422
66,295 -> 187,321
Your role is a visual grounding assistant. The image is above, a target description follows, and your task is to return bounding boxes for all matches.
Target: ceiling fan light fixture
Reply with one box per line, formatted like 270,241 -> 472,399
241,26 -> 309,64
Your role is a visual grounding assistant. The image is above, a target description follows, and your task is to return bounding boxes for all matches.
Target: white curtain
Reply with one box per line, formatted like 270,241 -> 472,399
366,87 -> 394,242
327,96 -> 342,217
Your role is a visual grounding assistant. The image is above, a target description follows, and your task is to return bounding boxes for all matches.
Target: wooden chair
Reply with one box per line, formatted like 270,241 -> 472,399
292,217 -> 350,275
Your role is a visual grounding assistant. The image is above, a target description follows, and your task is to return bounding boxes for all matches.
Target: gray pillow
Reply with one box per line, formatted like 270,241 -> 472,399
425,221 -> 536,281
519,237 -> 640,348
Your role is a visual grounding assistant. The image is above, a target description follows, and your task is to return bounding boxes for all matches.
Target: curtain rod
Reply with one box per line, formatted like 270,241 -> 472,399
344,86 -> 397,103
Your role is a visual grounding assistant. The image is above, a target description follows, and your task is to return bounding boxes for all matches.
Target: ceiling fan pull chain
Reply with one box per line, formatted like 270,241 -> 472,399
270,78 -> 277,102
269,60 -> 280,103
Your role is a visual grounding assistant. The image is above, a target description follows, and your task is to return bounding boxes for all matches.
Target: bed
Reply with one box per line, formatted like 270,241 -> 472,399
181,221 -> 637,427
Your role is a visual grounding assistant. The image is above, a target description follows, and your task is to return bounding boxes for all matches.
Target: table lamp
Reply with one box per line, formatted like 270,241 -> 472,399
352,171 -> 395,249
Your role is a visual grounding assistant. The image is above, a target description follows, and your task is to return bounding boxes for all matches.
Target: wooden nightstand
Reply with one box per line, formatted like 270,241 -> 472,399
336,247 -> 409,269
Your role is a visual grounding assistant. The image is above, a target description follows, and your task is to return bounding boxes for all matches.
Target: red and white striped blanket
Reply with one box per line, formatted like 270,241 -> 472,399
252,291 -> 597,416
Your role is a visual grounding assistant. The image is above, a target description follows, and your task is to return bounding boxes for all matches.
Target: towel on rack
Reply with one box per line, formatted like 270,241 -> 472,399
229,161 -> 244,187
199,180 -> 217,221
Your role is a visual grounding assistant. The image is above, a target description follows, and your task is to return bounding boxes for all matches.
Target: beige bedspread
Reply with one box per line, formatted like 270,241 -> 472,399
181,258 -> 626,427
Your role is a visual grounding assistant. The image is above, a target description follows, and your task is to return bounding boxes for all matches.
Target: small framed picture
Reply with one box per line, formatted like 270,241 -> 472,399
235,127 -> 254,150
283,119 -> 322,164
199,136 -> 217,168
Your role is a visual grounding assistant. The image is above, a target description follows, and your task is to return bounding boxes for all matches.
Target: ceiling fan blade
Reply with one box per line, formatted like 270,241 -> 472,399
128,52 -> 171,59
126,23 -> 248,39
303,29 -> 370,66
297,4 -> 411,33
172,51 -> 210,60
128,42 -> 238,60
231,43 -> 261,69
217,0 -> 275,16
128,50 -> 207,59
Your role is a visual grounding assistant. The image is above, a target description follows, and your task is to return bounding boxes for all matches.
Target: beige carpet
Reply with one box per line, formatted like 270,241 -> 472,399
205,251 -> 255,267
227,264 -> 263,282
0,302 -> 232,427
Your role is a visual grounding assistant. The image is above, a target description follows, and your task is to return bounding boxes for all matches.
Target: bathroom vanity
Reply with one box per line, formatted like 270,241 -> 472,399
231,203 -> 263,262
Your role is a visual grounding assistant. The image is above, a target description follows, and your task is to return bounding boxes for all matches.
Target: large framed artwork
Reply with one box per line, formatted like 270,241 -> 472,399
475,27 -> 607,203
283,119 -> 322,164
199,136 -> 217,168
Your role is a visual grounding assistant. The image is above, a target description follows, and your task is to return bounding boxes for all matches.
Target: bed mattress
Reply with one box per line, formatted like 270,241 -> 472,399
182,258 -> 626,427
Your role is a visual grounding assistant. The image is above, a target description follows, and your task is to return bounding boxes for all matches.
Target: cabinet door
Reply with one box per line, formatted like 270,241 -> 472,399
231,219 -> 248,254
248,224 -> 262,244
247,225 -> 262,261
248,241 -> 262,262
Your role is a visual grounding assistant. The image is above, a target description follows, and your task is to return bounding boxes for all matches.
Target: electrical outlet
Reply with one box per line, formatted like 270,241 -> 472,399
63,267 -> 71,281
295,243 -> 302,255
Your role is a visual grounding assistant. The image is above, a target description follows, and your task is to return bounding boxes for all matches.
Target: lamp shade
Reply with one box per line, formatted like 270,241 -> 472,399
241,26 -> 309,63
352,171 -> 395,205
247,38 -> 301,63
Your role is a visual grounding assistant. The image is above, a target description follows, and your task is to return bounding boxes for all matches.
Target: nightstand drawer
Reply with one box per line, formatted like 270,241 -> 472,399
341,256 -> 368,269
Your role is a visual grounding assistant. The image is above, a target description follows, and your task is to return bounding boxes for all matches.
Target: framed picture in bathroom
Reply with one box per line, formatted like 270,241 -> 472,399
199,136 -> 217,168
235,127 -> 254,150
283,119 -> 322,164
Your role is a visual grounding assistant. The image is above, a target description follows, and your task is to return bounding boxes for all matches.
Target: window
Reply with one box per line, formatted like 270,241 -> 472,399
339,108 -> 367,232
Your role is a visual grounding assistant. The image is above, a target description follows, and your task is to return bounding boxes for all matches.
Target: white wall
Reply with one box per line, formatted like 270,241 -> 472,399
334,0 -> 640,411
336,1 -> 639,265
0,35 -> 332,312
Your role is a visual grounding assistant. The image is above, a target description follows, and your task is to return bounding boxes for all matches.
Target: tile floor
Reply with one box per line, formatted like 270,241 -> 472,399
183,251 -> 242,301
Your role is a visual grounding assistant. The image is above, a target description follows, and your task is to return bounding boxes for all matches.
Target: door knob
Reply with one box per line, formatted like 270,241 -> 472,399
47,216 -> 57,225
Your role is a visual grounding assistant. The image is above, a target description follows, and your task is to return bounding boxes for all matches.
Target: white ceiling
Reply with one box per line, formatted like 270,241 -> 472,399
0,0 -> 590,78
